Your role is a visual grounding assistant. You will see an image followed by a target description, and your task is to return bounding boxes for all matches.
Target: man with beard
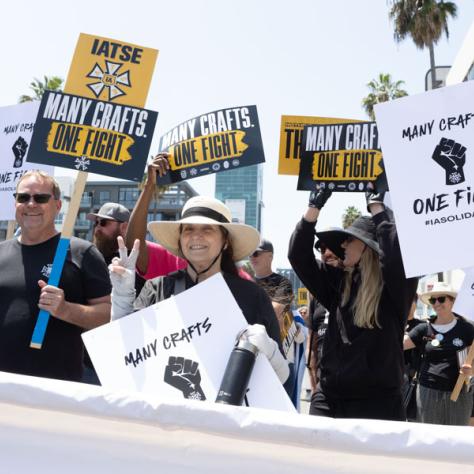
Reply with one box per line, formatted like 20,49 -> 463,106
85,202 -> 133,384
87,203 -> 130,266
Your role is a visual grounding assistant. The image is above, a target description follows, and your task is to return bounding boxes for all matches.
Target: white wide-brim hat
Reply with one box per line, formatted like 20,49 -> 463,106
147,196 -> 260,261
420,282 -> 458,305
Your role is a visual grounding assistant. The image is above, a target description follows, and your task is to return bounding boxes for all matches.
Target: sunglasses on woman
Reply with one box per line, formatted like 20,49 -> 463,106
429,296 -> 448,305
13,192 -> 53,204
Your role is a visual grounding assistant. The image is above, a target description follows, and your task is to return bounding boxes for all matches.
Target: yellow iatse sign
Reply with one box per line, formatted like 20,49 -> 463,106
65,33 -> 158,108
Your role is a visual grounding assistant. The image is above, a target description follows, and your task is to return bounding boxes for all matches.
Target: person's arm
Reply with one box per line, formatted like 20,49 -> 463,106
406,322 -> 427,351
403,334 -> 416,350
366,185 -> 418,318
126,153 -> 170,274
37,283 -> 111,329
288,189 -> 340,310
308,329 -> 319,391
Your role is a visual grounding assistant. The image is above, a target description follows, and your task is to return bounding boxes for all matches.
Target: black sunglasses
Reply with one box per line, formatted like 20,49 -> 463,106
429,296 -> 447,305
94,218 -> 115,227
251,250 -> 268,258
14,192 -> 53,204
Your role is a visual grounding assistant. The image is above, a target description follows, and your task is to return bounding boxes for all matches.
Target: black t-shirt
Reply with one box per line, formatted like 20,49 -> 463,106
404,318 -> 424,377
0,234 -> 111,381
409,318 -> 474,391
255,272 -> 293,308
135,270 -> 281,347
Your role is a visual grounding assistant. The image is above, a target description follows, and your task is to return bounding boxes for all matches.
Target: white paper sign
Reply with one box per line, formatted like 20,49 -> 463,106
0,102 -> 53,220
83,273 -> 295,412
375,81 -> 474,277
453,268 -> 474,322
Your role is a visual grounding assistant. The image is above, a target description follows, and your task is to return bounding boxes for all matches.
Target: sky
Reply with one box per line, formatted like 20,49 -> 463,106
2,0 -> 473,268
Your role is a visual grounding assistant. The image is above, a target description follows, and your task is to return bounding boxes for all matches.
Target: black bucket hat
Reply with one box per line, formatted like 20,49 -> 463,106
316,216 -> 382,258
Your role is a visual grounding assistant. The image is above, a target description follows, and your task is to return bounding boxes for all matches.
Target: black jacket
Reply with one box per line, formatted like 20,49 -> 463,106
288,211 -> 419,399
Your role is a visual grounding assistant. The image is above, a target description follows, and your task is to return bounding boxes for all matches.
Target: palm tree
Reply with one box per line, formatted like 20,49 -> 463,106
19,75 -> 63,102
362,73 -> 408,120
342,206 -> 362,229
389,0 -> 457,89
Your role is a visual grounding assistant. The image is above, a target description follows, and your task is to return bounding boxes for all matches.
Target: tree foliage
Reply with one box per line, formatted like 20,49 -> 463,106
19,75 -> 63,103
342,206 -> 362,229
389,0 -> 457,49
361,73 -> 408,120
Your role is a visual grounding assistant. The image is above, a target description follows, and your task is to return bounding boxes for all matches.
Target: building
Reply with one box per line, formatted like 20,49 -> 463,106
74,180 -> 198,241
215,165 -> 263,231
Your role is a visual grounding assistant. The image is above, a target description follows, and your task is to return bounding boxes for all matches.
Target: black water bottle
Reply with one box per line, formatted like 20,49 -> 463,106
215,334 -> 259,406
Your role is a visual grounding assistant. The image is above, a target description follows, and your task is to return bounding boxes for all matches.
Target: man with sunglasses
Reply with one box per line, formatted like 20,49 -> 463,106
249,239 -> 294,326
87,203 -> 133,265
0,171 -> 111,382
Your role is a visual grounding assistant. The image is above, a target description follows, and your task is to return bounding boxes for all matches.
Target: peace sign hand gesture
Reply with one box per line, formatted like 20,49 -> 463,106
109,236 -> 140,296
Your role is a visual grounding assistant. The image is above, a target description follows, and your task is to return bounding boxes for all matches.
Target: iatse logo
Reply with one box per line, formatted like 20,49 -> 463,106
86,60 -> 131,101
432,137 -> 466,185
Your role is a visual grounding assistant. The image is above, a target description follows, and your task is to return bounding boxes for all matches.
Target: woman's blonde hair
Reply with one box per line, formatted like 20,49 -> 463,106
341,245 -> 383,328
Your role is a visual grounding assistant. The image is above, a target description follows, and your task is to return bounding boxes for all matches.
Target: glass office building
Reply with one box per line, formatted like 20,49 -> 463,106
215,165 -> 263,231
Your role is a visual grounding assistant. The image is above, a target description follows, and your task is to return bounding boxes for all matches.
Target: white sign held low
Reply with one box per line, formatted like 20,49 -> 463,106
83,273 -> 294,412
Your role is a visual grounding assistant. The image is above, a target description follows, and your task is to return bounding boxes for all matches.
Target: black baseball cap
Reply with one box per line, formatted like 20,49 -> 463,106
255,238 -> 274,253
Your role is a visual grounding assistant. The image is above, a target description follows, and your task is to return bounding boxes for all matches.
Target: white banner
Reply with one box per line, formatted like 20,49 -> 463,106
0,372 -> 473,474
375,81 -> 474,277
453,267 -> 474,321
0,102 -> 53,220
83,273 -> 294,412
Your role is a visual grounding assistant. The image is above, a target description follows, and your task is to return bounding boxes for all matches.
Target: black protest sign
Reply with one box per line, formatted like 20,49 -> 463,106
156,106 -> 264,184
297,121 -> 387,192
27,91 -> 158,181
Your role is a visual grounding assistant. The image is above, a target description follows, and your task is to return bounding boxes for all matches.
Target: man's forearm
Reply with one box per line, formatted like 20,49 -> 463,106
56,301 -> 111,330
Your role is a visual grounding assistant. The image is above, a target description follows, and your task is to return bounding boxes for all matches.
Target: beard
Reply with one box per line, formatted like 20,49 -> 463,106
94,232 -> 120,263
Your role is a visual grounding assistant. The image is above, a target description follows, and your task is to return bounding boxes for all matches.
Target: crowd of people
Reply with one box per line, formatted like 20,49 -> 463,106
0,159 -> 473,426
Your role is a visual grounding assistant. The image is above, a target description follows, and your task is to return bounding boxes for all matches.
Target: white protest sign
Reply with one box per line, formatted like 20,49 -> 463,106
83,273 -> 295,412
374,81 -> 474,277
0,102 -> 53,220
453,268 -> 474,322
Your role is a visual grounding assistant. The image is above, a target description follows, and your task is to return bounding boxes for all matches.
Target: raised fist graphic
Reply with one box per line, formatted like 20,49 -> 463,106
12,136 -> 28,168
432,138 -> 466,185
164,356 -> 206,401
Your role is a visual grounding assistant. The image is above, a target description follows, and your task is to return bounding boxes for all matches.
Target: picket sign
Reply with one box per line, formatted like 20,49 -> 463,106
450,344 -> 474,402
445,26 -> 474,401
29,34 -> 157,348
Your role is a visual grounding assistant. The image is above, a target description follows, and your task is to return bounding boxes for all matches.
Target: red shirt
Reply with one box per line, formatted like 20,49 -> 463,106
137,241 -> 187,279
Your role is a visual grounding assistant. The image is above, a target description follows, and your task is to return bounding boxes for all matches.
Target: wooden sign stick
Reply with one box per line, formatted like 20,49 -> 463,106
6,220 -> 15,240
30,171 -> 88,349
450,344 -> 474,402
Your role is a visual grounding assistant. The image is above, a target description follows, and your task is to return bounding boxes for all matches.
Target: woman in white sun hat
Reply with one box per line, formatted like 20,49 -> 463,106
404,282 -> 474,425
109,195 -> 289,384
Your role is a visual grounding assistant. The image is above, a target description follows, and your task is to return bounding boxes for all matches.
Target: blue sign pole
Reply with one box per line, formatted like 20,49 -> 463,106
30,237 -> 70,349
